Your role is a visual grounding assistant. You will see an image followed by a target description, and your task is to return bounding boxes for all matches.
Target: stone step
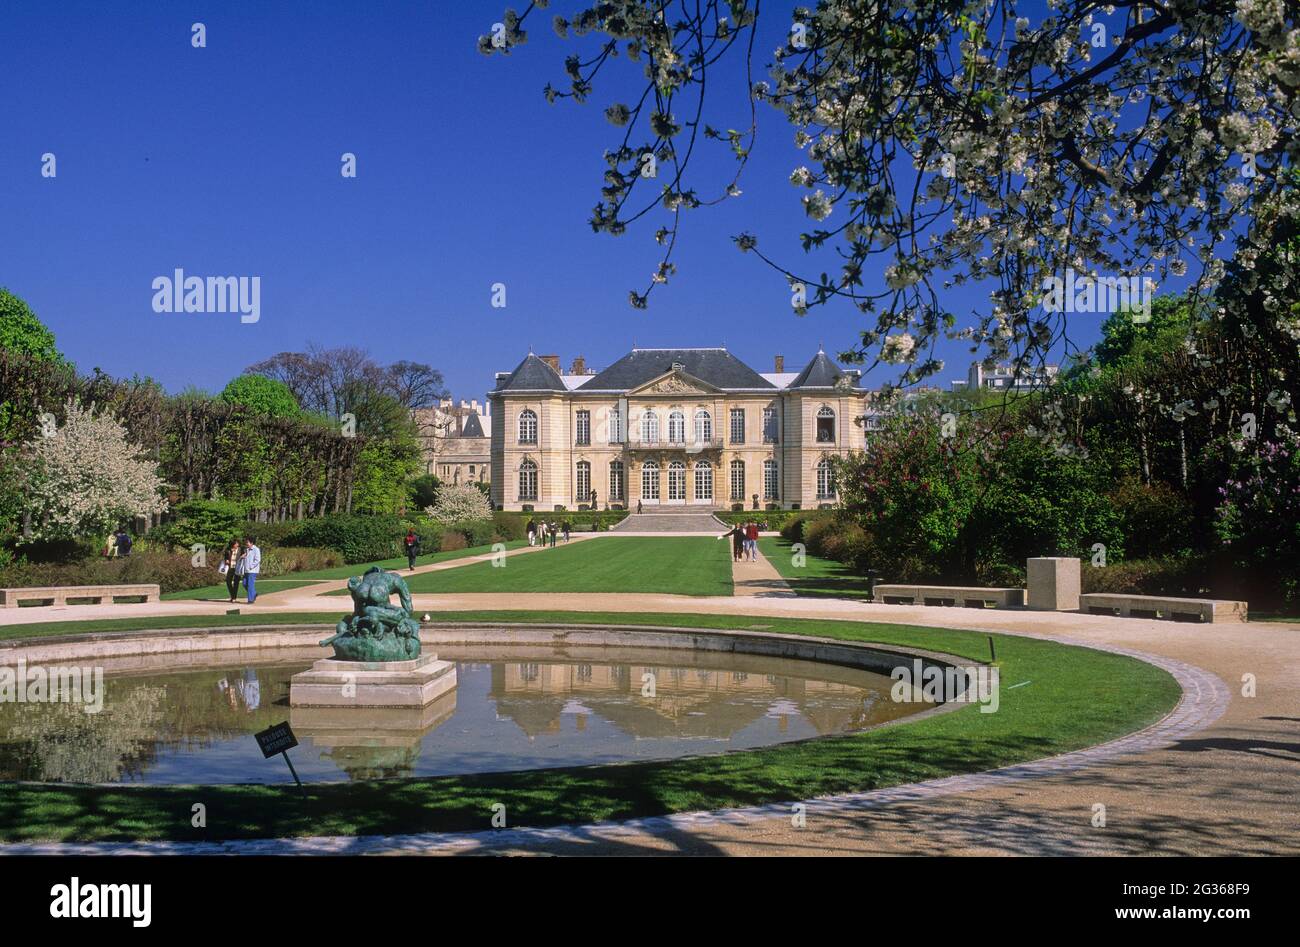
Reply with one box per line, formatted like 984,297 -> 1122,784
611,512 -> 725,533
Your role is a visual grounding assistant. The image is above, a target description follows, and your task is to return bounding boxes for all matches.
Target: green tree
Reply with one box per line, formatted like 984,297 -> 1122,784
0,288 -> 61,361
219,375 -> 300,417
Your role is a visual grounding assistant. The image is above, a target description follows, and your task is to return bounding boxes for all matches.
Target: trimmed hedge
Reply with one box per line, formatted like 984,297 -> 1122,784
493,510 -> 629,533
281,514 -> 404,564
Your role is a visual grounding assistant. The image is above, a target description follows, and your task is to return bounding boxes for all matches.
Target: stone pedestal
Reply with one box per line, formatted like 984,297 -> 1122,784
289,653 -> 457,708
1026,557 -> 1081,611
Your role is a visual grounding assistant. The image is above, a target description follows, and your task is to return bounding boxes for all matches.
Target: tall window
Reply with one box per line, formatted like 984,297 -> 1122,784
641,460 -> 660,500
816,458 -> 836,498
667,461 -> 686,500
763,406 -> 778,443
518,409 -> 538,444
609,406 -> 623,443
729,408 -> 745,444
668,410 -> 685,444
816,405 -> 836,443
575,410 -> 590,445
640,410 -> 659,444
519,459 -> 538,501
694,460 -> 713,501
694,409 -> 712,444
730,459 -> 745,501
763,459 -> 779,500
609,460 -> 625,502
576,461 -> 591,502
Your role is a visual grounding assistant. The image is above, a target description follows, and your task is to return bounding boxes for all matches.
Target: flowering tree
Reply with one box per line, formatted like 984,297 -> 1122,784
1215,429 -> 1300,604
23,400 -> 167,541
483,0 -> 1297,390
424,482 -> 493,524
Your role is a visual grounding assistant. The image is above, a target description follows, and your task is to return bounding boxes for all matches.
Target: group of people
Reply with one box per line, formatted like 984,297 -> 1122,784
526,518 -> 570,547
219,538 -> 263,604
719,521 -> 762,562
101,529 -> 134,558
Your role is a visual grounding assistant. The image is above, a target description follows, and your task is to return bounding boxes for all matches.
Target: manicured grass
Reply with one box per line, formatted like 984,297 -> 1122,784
759,536 -> 874,599
403,536 -> 735,596
161,579 -> 323,602
0,609 -> 1181,842
158,541 -> 529,601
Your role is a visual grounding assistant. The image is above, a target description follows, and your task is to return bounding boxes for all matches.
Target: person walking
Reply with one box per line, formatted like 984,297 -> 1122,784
220,539 -> 242,603
103,531 -> 118,559
718,523 -> 745,561
636,499 -> 643,514
241,535 -> 262,604
115,528 -> 133,557
745,521 -> 760,561
527,518 -> 537,547
548,521 -> 558,548
562,520 -> 571,542
404,528 -> 420,571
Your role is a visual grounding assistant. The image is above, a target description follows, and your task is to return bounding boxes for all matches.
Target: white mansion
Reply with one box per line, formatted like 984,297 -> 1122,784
489,348 -> 871,512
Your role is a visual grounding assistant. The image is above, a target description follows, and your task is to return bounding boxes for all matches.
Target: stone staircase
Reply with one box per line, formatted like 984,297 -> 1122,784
611,508 -> 727,533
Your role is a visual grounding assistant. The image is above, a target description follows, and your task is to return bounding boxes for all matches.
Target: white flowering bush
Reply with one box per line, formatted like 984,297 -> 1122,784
424,483 -> 492,525
483,0 -> 1298,393
23,400 -> 167,540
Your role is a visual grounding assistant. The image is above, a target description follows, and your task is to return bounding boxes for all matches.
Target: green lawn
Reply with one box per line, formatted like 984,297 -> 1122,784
0,609 -> 1181,842
160,540 -> 529,601
760,537 -> 874,599
403,536 -> 735,596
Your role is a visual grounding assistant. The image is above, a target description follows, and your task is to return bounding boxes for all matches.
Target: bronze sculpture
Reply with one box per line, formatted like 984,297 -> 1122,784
320,566 -> 422,662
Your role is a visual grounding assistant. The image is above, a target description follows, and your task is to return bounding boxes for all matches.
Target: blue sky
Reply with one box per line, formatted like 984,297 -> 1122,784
1,0 -> 1197,401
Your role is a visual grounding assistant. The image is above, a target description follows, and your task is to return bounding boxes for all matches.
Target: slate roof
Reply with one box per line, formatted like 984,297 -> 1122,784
790,350 -> 854,389
494,353 -> 568,392
576,348 -> 774,392
458,412 -> 485,438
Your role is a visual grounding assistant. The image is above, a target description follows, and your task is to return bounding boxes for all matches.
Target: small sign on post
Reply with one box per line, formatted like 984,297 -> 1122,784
255,721 -> 306,798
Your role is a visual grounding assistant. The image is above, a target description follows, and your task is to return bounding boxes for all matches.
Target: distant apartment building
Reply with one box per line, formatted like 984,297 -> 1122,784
412,398 -> 491,487
950,361 -> 1058,393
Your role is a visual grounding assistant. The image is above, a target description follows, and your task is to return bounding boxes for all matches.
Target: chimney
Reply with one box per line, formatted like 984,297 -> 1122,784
570,355 -> 586,375
470,399 -> 480,413
540,354 -> 560,373
774,355 -> 785,373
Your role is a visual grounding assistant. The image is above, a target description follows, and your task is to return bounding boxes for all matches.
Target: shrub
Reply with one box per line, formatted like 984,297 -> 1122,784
425,483 -> 492,524
491,512 -> 526,541
282,514 -> 402,564
156,499 -> 248,552
258,546 -> 343,577
1108,477 -> 1193,559
1080,554 -> 1218,598
455,519 -> 496,548
439,530 -> 468,552
0,550 -> 215,596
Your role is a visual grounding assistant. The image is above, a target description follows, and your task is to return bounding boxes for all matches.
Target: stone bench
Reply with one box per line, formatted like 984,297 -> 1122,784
1080,593 -> 1247,623
872,584 -> 1025,608
0,584 -> 161,608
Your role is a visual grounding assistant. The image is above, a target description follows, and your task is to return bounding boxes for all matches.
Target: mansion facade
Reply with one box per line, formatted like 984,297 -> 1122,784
489,348 -> 870,512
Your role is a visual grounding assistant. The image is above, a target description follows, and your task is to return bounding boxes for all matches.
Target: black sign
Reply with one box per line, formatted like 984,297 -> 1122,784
254,722 -> 298,759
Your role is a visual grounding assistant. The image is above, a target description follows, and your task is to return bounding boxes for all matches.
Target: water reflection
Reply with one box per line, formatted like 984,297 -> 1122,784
0,645 -> 925,784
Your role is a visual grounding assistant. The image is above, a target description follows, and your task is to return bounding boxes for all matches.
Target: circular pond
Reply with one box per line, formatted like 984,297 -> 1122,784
0,634 -> 945,784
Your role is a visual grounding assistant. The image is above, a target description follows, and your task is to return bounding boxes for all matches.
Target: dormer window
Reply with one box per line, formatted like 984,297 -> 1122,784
816,406 -> 836,443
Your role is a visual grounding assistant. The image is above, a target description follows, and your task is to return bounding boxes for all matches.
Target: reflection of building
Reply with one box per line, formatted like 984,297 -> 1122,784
413,398 -> 492,486
489,348 -> 870,511
489,661 -> 874,741
950,361 -> 1058,393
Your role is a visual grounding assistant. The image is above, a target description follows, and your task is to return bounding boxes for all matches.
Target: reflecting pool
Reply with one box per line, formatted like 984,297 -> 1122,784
0,642 -> 931,784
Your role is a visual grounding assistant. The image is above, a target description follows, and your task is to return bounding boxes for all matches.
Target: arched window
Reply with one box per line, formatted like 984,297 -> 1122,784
694,409 -> 712,444
694,460 -> 713,501
641,410 -> 659,444
641,459 -> 660,500
763,459 -> 779,500
816,405 -> 836,443
667,460 -> 686,501
518,409 -> 538,444
576,461 -> 591,502
730,459 -> 746,501
816,458 -> 836,499
519,459 -> 538,501
609,460 -> 625,502
668,410 -> 685,444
